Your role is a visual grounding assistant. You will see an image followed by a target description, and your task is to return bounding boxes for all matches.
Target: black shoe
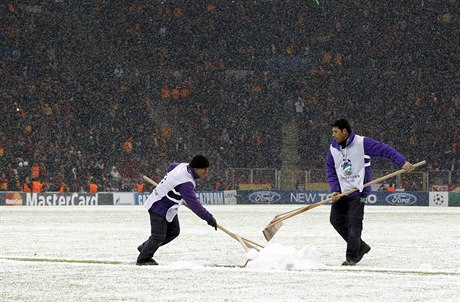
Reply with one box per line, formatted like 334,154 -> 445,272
356,243 -> 371,263
136,258 -> 158,266
342,260 -> 356,266
137,245 -> 143,253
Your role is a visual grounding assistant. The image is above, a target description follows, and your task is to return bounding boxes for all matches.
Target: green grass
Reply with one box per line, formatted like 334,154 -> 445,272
1,257 -> 126,265
317,266 -> 459,276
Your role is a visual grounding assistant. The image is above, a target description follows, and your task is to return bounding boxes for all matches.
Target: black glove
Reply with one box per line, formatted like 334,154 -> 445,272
207,217 -> 217,231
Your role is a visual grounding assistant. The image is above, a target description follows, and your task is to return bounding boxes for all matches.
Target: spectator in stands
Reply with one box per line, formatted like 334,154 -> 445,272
23,178 -> 31,192
7,163 -> 21,191
31,177 -> 43,193
59,181 -> 70,193
88,176 -> 98,194
214,178 -> 223,190
387,183 -> 396,192
0,175 -> 8,191
110,166 -> 122,192
16,161 -> 28,185
136,179 -> 144,193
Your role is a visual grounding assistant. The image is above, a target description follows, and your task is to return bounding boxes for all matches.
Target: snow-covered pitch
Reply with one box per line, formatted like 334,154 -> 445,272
1,205 -> 459,301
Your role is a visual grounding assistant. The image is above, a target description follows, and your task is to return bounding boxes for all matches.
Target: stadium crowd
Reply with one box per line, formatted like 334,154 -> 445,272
1,1 -> 458,192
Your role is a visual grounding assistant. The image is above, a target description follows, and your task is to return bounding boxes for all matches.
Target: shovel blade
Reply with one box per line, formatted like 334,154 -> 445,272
262,220 -> 283,241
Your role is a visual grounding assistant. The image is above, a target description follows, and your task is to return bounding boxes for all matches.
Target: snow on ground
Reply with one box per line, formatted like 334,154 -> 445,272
1,205 -> 459,301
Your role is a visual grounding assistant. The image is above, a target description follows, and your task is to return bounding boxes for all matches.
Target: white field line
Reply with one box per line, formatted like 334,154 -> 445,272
2,257 -> 458,276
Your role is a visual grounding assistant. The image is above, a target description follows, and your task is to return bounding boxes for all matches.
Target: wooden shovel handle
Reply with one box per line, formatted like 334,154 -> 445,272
142,175 -> 158,186
218,224 -> 261,251
268,160 -> 426,226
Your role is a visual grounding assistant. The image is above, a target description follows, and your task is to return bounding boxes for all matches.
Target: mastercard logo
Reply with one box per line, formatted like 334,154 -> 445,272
5,192 -> 23,206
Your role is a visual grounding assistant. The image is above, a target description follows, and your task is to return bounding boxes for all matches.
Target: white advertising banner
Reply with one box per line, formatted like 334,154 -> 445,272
429,192 -> 448,207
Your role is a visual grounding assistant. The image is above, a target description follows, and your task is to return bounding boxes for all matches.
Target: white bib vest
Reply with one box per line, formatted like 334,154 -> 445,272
329,135 -> 370,193
143,163 -> 196,222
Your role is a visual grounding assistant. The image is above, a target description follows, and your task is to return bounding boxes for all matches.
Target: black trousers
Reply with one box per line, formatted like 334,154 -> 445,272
329,195 -> 366,261
137,210 -> 180,262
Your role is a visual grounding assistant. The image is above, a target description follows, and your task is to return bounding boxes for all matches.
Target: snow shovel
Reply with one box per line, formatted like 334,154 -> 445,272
262,160 -> 426,241
142,175 -> 264,252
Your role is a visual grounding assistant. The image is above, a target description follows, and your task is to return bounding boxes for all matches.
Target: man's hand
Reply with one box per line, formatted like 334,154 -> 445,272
402,161 -> 414,172
207,217 -> 217,231
331,192 -> 341,202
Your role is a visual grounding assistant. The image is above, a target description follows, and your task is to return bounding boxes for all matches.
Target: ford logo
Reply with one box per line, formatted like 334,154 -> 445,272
248,191 -> 281,204
385,193 -> 417,205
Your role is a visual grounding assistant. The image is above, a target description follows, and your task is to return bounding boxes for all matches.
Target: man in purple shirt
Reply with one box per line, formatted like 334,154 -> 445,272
327,119 -> 414,266
136,155 -> 217,265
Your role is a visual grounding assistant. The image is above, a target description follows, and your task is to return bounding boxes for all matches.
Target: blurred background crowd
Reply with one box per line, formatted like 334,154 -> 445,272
1,1 -> 458,192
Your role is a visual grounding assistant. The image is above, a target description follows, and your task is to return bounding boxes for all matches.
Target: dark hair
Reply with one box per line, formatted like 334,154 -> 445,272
189,154 -> 209,168
332,119 -> 351,133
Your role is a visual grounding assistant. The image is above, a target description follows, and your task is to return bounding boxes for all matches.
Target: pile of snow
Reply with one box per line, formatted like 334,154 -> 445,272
245,243 -> 318,271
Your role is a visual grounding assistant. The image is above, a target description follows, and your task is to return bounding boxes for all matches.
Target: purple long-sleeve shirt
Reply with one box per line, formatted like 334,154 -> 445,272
326,131 -> 407,197
149,163 -> 213,222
